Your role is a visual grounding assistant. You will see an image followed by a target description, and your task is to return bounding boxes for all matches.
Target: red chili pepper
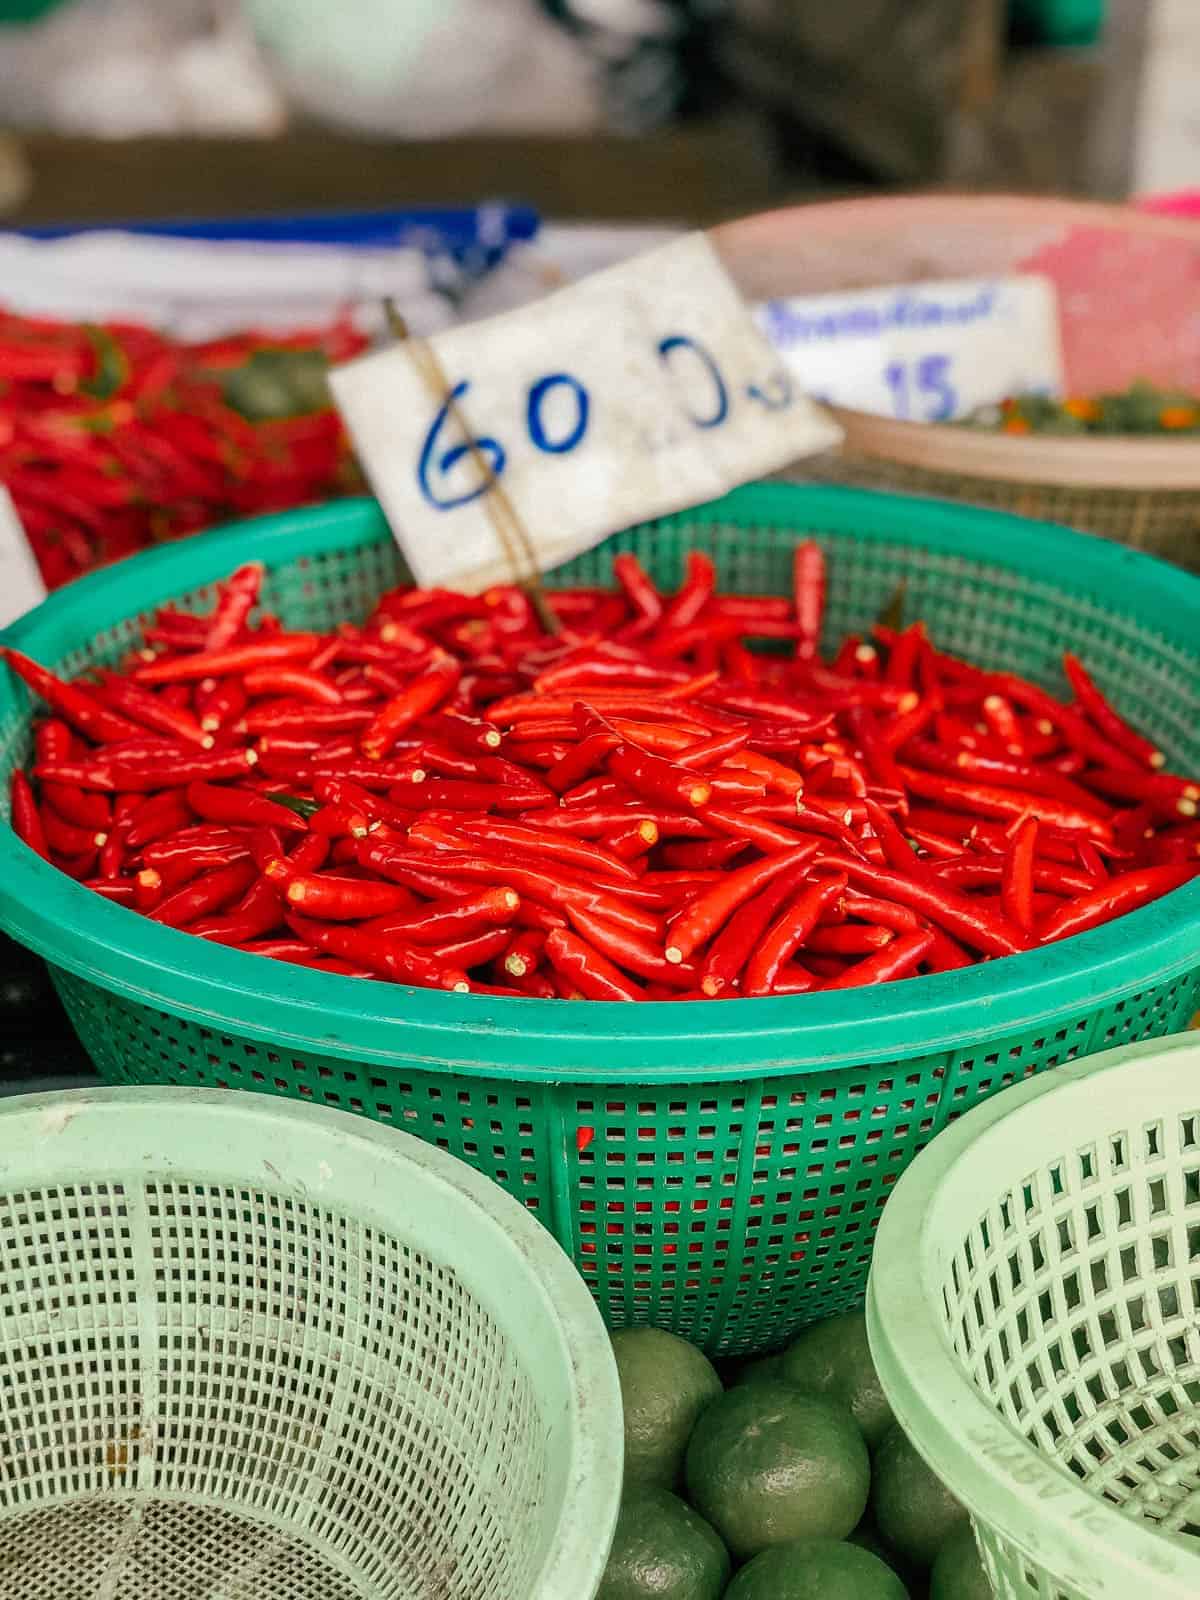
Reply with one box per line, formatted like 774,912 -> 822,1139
196,678 -> 248,734
204,562 -> 263,652
134,634 -> 323,685
41,806 -> 107,857
2,648 -> 142,745
284,874 -> 420,921
9,770 -> 49,858
452,816 -> 638,882
1079,767 -> 1198,821
612,552 -> 662,625
124,790 -> 192,848
1063,653 -> 1162,770
661,837 -> 746,870
607,744 -> 712,810
242,665 -> 343,705
602,817 -> 661,862
544,927 -> 642,1001
360,656 -> 461,760
665,844 -> 818,964
185,780 -> 307,834
367,835 -> 661,941
99,749 -> 260,793
792,540 -> 825,663
562,904 -> 694,988
149,860 -> 257,928
661,550 -> 716,632
741,873 -> 848,996
906,824 -> 964,862
704,805 -> 811,854
41,773 -> 111,831
133,868 -> 164,910
1001,814 -> 1038,932
807,923 -> 895,955
418,710 -> 503,754
1038,863 -> 1197,943
503,928 -> 546,979
186,872 -> 286,944
430,927 -> 515,972
546,730 -> 620,792
821,928 -> 935,989
286,913 -> 470,991
143,830 -> 252,890
990,674 -> 1143,775
815,854 -> 1030,957
240,704 -> 372,737
95,672 -> 211,747
83,878 -> 135,904
898,766 -> 1114,843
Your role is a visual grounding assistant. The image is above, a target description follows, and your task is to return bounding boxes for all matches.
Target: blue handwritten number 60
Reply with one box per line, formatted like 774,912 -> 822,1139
417,380 -> 507,511
527,373 -> 590,455
417,374 -> 592,509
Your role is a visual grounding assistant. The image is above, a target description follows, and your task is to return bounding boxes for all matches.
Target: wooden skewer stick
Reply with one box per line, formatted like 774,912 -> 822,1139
381,300 -> 560,635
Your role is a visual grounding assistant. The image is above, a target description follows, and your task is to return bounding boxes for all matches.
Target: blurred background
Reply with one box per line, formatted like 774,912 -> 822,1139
0,0 -> 1187,223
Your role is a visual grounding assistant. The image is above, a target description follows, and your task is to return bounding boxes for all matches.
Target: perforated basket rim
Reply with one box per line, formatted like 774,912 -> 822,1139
2,486 -> 1200,1082
0,1084 -> 624,1600
829,406 -> 1200,492
866,1032 -> 1200,1598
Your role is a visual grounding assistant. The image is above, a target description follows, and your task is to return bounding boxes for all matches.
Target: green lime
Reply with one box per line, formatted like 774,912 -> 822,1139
610,1327 -> 723,1489
930,1523 -> 991,1599
597,1488 -> 730,1600
725,1537 -> 910,1599
684,1380 -> 869,1561
871,1425 -> 967,1570
778,1310 -> 893,1447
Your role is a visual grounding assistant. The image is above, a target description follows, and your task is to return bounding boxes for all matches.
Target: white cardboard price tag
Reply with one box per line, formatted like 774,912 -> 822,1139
0,488 -> 46,630
331,233 -> 842,593
756,274 -> 1064,423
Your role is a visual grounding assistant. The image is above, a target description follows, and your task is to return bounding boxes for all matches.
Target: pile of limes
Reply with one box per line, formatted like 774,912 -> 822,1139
600,1314 -> 991,1600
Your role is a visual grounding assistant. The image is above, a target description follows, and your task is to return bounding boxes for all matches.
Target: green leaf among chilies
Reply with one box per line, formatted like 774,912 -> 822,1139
80,325 -> 130,402
266,792 -> 322,819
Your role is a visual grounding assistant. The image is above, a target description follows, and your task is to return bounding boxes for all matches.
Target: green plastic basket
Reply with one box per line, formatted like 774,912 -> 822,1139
866,1033 -> 1200,1599
0,1085 -> 622,1599
2,484 -> 1200,1358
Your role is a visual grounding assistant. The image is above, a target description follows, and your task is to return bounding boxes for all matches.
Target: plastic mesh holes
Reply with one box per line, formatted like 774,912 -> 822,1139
48,963 -> 1200,1358
0,1177 -> 545,1599
937,1106 -> 1200,1598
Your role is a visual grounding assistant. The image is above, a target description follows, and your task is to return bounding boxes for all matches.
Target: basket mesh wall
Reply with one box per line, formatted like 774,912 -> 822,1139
0,1175 -> 545,1598
937,1100 -> 1200,1596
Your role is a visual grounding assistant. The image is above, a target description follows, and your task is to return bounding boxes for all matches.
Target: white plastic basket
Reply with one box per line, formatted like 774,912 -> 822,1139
868,1034 -> 1200,1599
0,1087 -> 623,1600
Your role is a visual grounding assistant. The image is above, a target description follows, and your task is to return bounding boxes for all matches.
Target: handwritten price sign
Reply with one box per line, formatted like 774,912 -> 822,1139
331,234 -> 841,592
756,274 -> 1064,423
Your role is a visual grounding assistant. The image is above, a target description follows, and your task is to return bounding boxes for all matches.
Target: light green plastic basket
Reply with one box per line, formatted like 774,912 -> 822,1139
2,485 -> 1200,1357
867,1033 -> 1200,1599
0,1086 -> 622,1600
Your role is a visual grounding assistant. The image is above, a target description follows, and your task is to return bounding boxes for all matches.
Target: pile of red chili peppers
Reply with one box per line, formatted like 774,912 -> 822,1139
6,546 -> 1198,999
0,311 -> 365,588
